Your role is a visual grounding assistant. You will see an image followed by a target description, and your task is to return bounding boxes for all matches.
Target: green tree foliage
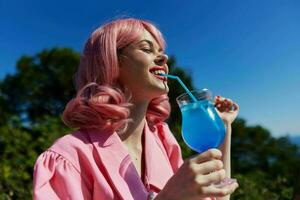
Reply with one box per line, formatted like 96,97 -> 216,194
0,116 -> 69,199
0,48 -> 79,123
230,119 -> 300,199
0,48 -> 77,199
0,48 -> 299,199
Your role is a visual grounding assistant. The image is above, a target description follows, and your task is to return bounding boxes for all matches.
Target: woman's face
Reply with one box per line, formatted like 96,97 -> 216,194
118,30 -> 169,102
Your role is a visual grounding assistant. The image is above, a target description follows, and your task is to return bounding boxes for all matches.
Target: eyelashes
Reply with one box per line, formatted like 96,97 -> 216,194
140,47 -> 164,54
141,48 -> 153,53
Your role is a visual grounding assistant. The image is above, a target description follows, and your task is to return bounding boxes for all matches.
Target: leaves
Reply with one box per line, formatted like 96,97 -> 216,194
0,48 -> 79,122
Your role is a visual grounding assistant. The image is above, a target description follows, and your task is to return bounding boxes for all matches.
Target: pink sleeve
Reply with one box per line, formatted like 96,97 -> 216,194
33,150 -> 91,200
156,122 -> 184,173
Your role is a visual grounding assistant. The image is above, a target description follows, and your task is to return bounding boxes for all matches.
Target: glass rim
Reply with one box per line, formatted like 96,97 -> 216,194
176,88 -> 212,104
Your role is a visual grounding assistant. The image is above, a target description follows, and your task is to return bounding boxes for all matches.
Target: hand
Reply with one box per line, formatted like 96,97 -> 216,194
214,96 -> 239,125
156,149 -> 239,200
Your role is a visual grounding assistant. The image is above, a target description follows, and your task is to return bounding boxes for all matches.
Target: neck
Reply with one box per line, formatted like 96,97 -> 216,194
119,99 -> 149,149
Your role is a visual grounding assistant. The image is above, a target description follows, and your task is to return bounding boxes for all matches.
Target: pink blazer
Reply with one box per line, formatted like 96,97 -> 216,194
33,121 -> 215,199
33,123 -> 214,200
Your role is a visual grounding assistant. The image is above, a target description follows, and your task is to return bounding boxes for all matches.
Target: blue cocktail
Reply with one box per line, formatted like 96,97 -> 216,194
159,73 -> 236,188
176,89 -> 226,153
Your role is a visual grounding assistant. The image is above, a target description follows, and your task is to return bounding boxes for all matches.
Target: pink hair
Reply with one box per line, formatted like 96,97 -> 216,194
62,18 -> 171,132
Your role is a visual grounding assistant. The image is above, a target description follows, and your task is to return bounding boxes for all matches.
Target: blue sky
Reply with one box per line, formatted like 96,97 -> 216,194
1,0 -> 299,137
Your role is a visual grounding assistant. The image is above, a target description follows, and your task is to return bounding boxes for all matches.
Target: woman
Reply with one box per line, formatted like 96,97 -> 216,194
33,18 -> 239,200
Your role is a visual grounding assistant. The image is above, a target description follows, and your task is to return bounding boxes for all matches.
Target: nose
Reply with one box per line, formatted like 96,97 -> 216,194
154,53 -> 168,66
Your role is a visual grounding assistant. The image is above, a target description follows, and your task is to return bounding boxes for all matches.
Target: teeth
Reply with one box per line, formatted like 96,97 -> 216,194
152,70 -> 165,75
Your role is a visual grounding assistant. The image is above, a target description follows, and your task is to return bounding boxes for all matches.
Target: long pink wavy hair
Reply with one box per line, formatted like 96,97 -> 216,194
62,18 -> 171,133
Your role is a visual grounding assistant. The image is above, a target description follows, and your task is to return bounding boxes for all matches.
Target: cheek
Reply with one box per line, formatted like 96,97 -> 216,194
118,63 -> 145,85
126,58 -> 151,76
132,54 -> 152,69
118,52 -> 153,82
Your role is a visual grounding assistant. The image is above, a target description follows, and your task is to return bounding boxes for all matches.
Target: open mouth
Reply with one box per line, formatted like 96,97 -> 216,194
149,69 -> 167,81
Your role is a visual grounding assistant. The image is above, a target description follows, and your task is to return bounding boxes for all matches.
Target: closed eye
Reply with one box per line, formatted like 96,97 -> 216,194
138,40 -> 164,53
141,48 -> 153,53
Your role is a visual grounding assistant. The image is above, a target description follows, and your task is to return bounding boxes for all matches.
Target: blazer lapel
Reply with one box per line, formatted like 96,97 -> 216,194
87,129 -> 148,200
144,122 -> 174,192
87,129 -> 133,199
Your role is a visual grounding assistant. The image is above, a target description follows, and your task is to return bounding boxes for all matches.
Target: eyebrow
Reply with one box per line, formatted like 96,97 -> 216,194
138,39 -> 163,52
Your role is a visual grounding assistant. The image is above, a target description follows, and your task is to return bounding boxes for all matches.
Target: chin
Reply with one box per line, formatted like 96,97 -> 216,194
140,80 -> 169,99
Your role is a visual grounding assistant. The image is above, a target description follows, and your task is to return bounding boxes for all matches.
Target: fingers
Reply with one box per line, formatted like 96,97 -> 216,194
191,159 -> 224,175
200,181 -> 239,197
175,149 -> 239,198
233,102 -> 239,111
189,149 -> 224,183
214,96 -> 239,112
190,149 -> 222,164
195,169 -> 226,186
